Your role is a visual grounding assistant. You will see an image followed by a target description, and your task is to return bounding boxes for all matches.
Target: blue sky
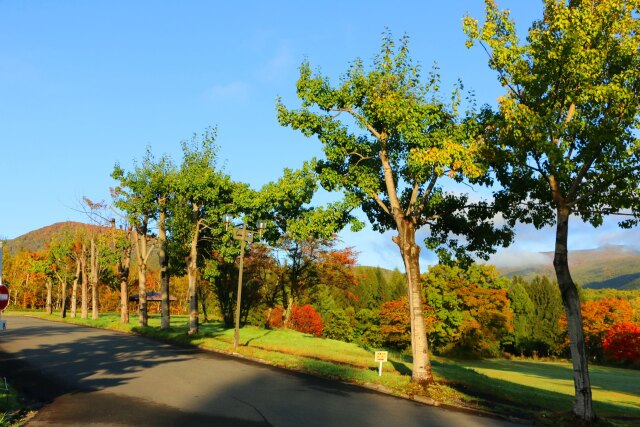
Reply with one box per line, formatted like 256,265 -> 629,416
1,1 -> 637,270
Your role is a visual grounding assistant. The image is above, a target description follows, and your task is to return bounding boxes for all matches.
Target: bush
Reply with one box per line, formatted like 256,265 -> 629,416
603,322 -> 640,365
354,309 -> 382,347
290,304 -> 323,337
322,309 -> 354,342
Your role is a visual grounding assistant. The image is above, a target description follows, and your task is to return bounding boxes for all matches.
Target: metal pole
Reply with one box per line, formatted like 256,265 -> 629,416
233,222 -> 247,352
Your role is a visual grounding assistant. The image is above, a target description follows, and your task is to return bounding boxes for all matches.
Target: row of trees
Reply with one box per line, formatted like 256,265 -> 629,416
275,0 -> 640,420
3,0 -> 640,421
5,236 -> 638,368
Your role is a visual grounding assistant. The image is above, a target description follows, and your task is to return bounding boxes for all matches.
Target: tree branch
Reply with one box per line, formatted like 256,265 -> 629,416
331,107 -> 385,142
372,193 -> 391,216
567,155 -> 597,203
405,181 -> 420,217
416,171 -> 439,216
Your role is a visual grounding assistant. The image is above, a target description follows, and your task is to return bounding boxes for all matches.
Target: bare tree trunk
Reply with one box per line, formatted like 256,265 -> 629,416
57,272 -> 68,318
133,227 -> 152,327
554,207 -> 595,421
283,295 -> 294,328
81,242 -> 88,319
70,257 -> 80,318
45,279 -> 53,315
393,218 -> 432,386
187,215 -> 202,335
158,207 -> 170,330
378,147 -> 432,386
55,285 -> 61,311
90,236 -> 100,320
138,262 -> 148,327
197,286 -> 209,323
119,241 -> 131,324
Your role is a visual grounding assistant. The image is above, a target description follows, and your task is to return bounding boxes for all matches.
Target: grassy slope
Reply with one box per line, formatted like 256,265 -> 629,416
9,311 -> 640,425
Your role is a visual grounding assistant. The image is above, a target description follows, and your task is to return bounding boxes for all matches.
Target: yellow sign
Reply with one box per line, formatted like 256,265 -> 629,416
374,351 -> 388,362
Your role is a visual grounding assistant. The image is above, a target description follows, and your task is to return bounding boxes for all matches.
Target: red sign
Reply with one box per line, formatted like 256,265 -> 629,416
0,284 -> 9,311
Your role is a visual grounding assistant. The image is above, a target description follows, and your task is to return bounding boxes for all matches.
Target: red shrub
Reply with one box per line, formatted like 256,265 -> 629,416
290,304 -> 323,337
603,322 -> 640,364
265,306 -> 284,328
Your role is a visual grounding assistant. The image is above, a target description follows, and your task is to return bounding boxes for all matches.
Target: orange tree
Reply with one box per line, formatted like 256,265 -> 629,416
561,298 -> 634,362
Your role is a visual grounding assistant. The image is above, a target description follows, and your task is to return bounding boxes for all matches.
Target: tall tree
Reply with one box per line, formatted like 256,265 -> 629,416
90,235 -> 99,319
48,233 -> 76,318
112,150 -> 172,327
68,229 -> 86,319
80,240 -> 88,319
464,0 -> 640,420
278,35 -> 511,385
113,222 -> 132,323
171,128 -> 235,335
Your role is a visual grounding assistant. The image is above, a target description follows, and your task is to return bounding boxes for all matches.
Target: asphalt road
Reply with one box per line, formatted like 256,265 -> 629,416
0,315 -> 523,426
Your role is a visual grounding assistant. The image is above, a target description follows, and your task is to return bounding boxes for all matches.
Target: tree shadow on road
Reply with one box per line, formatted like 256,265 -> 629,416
0,317 -> 194,403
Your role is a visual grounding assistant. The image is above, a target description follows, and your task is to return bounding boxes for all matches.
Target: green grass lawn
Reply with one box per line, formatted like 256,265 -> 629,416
8,311 -> 640,425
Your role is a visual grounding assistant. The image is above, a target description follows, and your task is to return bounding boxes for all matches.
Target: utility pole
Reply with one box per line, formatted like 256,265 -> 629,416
223,215 -> 265,352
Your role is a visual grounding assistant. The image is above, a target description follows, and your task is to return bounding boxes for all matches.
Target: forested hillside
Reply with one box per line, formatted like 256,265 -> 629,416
494,247 -> 640,290
8,223 -> 640,291
5,222 -> 105,255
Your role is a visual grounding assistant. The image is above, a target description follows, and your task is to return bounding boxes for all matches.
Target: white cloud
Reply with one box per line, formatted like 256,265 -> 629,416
488,249 -> 550,270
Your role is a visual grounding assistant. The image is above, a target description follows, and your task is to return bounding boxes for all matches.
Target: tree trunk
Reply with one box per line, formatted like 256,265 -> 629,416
553,207 -> 595,422
90,236 -> 99,320
134,228 -> 150,328
70,257 -> 80,318
187,216 -> 202,335
158,207 -> 170,330
119,242 -> 131,324
80,242 -> 88,319
393,218 -> 433,386
187,241 -> 199,335
58,273 -> 67,318
45,279 -> 53,315
283,295 -> 294,328
187,256 -> 198,334
198,286 -> 209,323
138,262 -> 147,327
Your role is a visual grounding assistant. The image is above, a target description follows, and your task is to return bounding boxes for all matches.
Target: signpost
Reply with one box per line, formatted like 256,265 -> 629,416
374,351 -> 388,376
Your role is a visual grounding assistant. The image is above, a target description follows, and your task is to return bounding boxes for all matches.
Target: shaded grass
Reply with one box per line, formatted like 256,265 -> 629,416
11,311 -> 640,425
0,378 -> 29,427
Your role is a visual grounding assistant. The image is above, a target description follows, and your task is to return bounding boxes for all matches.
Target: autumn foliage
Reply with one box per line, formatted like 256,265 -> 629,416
289,304 -> 323,337
603,322 -> 640,365
561,298 -> 634,361
379,298 -> 411,348
265,306 -> 285,329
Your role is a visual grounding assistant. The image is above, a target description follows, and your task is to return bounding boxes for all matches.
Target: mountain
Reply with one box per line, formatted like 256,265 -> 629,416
4,221 -> 106,254
494,246 -> 640,290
